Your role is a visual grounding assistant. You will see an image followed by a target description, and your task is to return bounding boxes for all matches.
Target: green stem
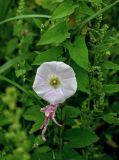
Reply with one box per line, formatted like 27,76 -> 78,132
0,75 -> 44,105
0,14 -> 51,25
79,0 -> 119,31
59,105 -> 65,151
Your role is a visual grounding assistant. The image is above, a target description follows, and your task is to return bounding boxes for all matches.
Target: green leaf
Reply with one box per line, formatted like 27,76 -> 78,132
103,113 -> 119,124
71,62 -> 90,94
79,0 -> 119,31
64,106 -> 80,118
6,38 -> 18,55
35,0 -> 63,11
0,131 -> 5,145
0,54 -> 31,75
102,61 -> 119,70
0,57 -> 20,74
32,149 -> 52,160
64,128 -> 99,148
35,146 -> 51,153
63,146 -> 84,160
0,0 -> 13,21
65,36 -> 89,71
23,106 -> 44,122
33,135 -> 44,147
52,0 -> 76,19
0,75 -> 40,104
30,121 -> 42,134
32,47 -> 63,65
0,115 -> 11,126
92,0 -> 102,5
104,84 -> 119,93
79,3 -> 94,16
15,69 -> 26,78
23,106 -> 44,134
38,21 -> 70,45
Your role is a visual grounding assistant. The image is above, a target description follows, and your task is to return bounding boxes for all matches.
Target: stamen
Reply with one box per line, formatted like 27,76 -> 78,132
49,75 -> 61,88
53,80 -> 57,84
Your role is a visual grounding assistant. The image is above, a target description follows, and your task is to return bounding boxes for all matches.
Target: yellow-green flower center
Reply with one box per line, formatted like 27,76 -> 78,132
49,76 -> 61,88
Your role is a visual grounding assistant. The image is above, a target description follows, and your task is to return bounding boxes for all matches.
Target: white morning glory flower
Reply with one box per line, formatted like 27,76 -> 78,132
33,61 -> 77,104
33,61 -> 77,141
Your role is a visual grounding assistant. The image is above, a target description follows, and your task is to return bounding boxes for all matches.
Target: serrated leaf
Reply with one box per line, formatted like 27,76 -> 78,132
64,128 -> 99,148
104,84 -> 119,93
103,113 -> 119,124
52,0 -> 76,19
102,61 -> 119,70
32,47 -> 63,65
38,22 -> 70,45
65,36 -> 89,71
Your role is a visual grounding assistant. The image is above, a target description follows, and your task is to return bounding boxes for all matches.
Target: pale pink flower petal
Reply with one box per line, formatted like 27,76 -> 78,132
36,61 -> 58,79
43,88 -> 65,104
61,78 -> 77,99
33,61 -> 77,141
55,62 -> 76,79
33,61 -> 77,104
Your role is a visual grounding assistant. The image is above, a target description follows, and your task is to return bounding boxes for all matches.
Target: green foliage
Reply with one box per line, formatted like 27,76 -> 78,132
0,0 -> 119,159
104,84 -> 119,93
0,0 -> 13,21
71,62 -> 90,94
52,0 -> 77,19
38,21 -> 70,45
64,105 -> 80,118
65,36 -> 89,71
103,113 -> 119,124
23,106 -> 44,134
61,146 -> 84,160
32,47 -> 63,65
79,2 -> 94,16
0,87 -> 31,160
102,61 -> 119,70
64,128 -> 99,148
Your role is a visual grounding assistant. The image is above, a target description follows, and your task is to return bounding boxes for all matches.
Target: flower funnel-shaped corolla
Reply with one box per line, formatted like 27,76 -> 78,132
33,61 -> 77,141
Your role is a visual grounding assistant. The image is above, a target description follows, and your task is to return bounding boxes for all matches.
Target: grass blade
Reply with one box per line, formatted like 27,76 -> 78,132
0,14 -> 51,25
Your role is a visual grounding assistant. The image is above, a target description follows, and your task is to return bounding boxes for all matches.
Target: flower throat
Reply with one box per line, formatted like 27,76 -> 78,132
49,76 -> 61,88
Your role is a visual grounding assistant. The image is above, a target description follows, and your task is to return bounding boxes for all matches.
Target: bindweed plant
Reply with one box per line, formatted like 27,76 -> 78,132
0,0 -> 119,160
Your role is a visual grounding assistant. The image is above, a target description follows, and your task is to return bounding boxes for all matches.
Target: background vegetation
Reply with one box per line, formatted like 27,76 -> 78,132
0,0 -> 119,159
